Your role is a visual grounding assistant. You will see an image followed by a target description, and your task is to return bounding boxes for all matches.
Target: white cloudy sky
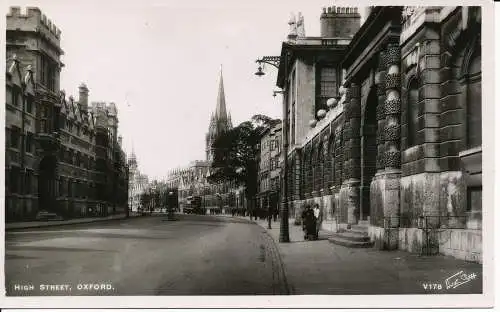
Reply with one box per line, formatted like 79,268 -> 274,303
6,0 -> 365,180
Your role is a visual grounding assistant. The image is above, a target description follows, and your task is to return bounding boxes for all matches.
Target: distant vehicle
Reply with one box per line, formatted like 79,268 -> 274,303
184,196 -> 204,215
35,210 -> 63,221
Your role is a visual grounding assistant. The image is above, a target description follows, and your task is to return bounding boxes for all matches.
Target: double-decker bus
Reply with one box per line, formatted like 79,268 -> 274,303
184,196 -> 204,215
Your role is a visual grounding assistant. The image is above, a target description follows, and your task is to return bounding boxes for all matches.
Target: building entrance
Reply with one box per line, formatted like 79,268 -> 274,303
38,155 -> 58,216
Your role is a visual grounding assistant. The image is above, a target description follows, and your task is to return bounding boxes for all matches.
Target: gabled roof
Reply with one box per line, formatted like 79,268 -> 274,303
67,97 -> 76,119
7,55 -> 22,87
60,96 -> 67,115
23,65 -> 35,95
89,112 -> 95,131
75,103 -> 82,124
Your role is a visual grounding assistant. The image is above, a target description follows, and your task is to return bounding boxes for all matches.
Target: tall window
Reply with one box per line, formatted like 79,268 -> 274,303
316,66 -> 337,113
10,167 -> 20,193
10,126 -> 20,149
11,86 -> 20,107
407,79 -> 419,147
24,170 -> 31,195
328,138 -> 335,187
69,150 -> 74,165
466,52 -> 481,148
26,95 -> 33,114
26,132 -> 33,153
316,144 -> 324,191
59,177 -> 65,196
40,54 -> 57,92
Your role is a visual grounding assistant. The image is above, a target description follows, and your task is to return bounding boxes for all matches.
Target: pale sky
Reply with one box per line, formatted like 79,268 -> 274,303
6,0 -> 360,180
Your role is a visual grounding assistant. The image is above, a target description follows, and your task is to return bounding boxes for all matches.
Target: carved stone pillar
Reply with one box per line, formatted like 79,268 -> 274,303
376,51 -> 387,172
382,42 -> 402,250
342,83 -> 361,225
384,43 -> 402,171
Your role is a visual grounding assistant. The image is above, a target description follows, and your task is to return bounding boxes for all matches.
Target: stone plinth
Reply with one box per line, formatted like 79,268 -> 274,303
340,180 -> 360,225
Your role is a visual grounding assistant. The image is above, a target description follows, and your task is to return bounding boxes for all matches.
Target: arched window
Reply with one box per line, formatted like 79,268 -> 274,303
308,148 -> 314,195
317,143 -> 324,192
466,51 -> 481,148
328,137 -> 335,188
407,79 -> 419,147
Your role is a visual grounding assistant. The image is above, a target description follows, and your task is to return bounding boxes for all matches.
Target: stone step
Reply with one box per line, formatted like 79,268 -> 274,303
331,231 -> 370,242
328,236 -> 374,248
350,225 -> 369,235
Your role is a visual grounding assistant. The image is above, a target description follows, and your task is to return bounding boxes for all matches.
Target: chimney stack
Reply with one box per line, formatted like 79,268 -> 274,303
320,6 -> 361,38
79,82 -> 89,111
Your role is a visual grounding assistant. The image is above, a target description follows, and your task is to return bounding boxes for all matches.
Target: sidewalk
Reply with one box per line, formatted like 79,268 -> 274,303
5,212 -> 142,230
250,218 -> 483,295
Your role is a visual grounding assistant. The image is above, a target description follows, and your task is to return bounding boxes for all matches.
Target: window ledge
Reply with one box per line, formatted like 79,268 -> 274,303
459,146 -> 482,187
459,146 -> 482,159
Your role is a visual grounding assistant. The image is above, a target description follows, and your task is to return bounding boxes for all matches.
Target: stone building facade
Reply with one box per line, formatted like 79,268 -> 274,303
277,6 -> 482,262
257,121 -> 283,218
5,7 -> 129,221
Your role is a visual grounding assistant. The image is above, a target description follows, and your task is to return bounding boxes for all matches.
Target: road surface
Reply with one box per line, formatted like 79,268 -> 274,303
5,215 -> 289,296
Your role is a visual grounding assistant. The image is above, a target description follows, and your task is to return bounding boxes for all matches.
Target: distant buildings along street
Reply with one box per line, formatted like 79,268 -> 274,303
167,69 -> 244,215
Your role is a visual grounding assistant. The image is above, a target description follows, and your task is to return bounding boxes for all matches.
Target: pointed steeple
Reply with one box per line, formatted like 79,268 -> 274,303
215,66 -> 227,120
206,66 -> 232,162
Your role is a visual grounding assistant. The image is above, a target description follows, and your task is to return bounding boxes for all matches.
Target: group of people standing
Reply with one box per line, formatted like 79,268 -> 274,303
301,203 -> 322,240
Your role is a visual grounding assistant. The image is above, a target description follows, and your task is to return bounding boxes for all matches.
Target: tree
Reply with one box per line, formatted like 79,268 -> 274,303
207,114 -> 280,211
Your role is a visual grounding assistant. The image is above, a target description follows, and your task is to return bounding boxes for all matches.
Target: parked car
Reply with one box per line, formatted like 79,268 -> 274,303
35,210 -> 64,221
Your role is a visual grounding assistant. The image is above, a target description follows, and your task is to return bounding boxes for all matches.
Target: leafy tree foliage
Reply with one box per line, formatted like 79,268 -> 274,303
207,114 -> 281,201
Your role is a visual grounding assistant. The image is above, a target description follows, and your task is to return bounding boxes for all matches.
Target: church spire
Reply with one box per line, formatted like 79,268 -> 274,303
215,66 -> 227,120
206,67 -> 232,162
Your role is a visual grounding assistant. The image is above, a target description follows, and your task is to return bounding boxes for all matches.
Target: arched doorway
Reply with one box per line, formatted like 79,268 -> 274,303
38,155 -> 58,216
360,87 -> 378,222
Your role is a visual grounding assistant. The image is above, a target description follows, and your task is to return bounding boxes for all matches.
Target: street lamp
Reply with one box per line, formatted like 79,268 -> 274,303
254,54 -> 290,243
255,66 -> 265,77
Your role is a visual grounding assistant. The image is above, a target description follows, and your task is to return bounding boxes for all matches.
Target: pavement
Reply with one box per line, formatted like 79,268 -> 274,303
5,214 -> 287,296
245,217 -> 483,295
5,212 -> 143,230
5,214 -> 483,296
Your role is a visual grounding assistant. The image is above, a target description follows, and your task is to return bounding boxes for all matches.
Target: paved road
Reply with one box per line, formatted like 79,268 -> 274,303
5,215 -> 288,296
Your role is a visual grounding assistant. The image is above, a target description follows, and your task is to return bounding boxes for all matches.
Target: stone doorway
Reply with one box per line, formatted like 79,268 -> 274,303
360,87 -> 378,222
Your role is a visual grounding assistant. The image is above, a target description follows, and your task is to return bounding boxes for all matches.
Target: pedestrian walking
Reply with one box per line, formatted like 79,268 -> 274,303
301,205 -> 308,235
302,205 -> 316,240
313,203 -> 321,239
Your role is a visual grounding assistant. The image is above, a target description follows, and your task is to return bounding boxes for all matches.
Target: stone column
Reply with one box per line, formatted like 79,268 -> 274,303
370,50 -> 387,228
343,83 -> 361,225
376,51 -> 387,173
383,42 -> 402,249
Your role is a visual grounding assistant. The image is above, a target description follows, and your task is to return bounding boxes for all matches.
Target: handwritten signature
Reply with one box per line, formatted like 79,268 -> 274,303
444,271 -> 478,289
